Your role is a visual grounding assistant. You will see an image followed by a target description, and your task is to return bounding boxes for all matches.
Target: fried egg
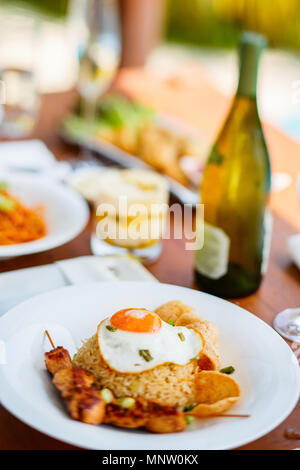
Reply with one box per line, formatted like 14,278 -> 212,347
97,308 -> 204,373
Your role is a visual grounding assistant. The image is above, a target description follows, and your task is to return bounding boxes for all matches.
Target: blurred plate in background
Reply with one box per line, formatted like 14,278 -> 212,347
0,173 -> 89,259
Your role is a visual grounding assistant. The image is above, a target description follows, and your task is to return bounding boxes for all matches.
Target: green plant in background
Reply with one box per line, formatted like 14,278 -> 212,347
166,0 -> 300,50
0,0 -> 69,18
166,0 -> 240,48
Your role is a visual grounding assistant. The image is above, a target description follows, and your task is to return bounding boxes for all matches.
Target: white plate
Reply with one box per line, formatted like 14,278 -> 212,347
0,282 -> 299,450
0,173 -> 89,258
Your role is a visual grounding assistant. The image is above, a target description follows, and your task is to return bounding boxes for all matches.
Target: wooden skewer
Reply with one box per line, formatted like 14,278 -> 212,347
45,330 -> 55,349
211,413 -> 250,418
186,413 -> 250,418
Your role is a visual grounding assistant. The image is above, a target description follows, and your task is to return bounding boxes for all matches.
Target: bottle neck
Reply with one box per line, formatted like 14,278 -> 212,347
236,44 -> 261,99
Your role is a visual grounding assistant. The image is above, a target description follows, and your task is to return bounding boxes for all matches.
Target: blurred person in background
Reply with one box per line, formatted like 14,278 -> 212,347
120,0 -> 167,67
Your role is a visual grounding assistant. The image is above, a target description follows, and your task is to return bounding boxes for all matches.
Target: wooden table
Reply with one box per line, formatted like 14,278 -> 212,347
0,68 -> 299,450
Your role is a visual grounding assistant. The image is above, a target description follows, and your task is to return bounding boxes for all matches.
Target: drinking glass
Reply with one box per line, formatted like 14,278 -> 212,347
273,308 -> 300,342
0,7 -> 39,138
77,0 -> 121,120
273,179 -> 300,342
90,169 -> 169,263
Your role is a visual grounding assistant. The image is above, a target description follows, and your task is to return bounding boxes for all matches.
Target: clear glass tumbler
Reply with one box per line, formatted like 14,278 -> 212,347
90,168 -> 169,263
0,7 -> 39,138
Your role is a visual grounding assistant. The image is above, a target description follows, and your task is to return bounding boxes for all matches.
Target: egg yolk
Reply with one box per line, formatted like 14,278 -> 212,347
110,308 -> 162,333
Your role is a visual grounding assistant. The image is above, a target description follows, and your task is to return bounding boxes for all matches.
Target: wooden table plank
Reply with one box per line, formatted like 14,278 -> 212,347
0,83 -> 299,450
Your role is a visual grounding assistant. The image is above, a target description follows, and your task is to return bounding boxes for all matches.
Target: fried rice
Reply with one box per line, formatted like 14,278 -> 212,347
73,334 -> 199,408
73,301 -> 220,408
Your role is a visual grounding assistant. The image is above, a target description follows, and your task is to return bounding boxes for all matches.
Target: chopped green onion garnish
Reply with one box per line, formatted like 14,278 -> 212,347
117,397 -> 135,409
73,353 -> 77,360
130,378 -> 140,394
0,181 -> 7,191
220,366 -> 235,375
106,325 -> 117,332
0,194 -> 15,212
138,349 -> 153,362
178,332 -> 185,342
185,416 -> 196,425
100,388 -> 114,403
168,320 -> 175,326
190,356 -> 200,361
184,403 -> 197,412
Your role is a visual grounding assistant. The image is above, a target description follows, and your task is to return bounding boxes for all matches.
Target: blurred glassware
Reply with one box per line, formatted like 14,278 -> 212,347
90,168 -> 169,263
273,308 -> 300,343
0,7 -> 40,138
273,178 -> 300,342
77,0 -> 121,120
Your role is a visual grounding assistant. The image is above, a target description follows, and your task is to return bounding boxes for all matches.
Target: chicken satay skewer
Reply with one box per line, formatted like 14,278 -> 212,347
43,333 -> 105,425
45,330 -> 73,375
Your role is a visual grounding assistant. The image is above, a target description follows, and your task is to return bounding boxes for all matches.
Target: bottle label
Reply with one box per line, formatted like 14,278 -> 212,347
261,209 -> 273,275
195,222 -> 230,280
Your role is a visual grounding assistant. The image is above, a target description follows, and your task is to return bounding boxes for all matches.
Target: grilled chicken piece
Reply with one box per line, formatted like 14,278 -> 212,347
104,398 -> 148,429
45,347 -> 72,376
53,367 -> 95,399
104,397 -> 186,433
146,403 -> 187,434
67,388 -> 105,425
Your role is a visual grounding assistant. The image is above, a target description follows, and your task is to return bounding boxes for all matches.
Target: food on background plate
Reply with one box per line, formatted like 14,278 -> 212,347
62,93 -> 208,188
68,167 -> 106,203
0,181 -> 46,245
93,168 -> 169,250
43,300 -> 241,433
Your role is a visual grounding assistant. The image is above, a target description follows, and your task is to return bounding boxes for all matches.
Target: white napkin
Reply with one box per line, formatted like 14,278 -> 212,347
0,255 -> 157,317
0,140 -> 55,169
0,139 -> 71,179
56,255 -> 157,284
288,234 -> 300,271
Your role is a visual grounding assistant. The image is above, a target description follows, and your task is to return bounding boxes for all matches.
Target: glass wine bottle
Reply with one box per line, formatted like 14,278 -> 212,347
195,32 -> 272,298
